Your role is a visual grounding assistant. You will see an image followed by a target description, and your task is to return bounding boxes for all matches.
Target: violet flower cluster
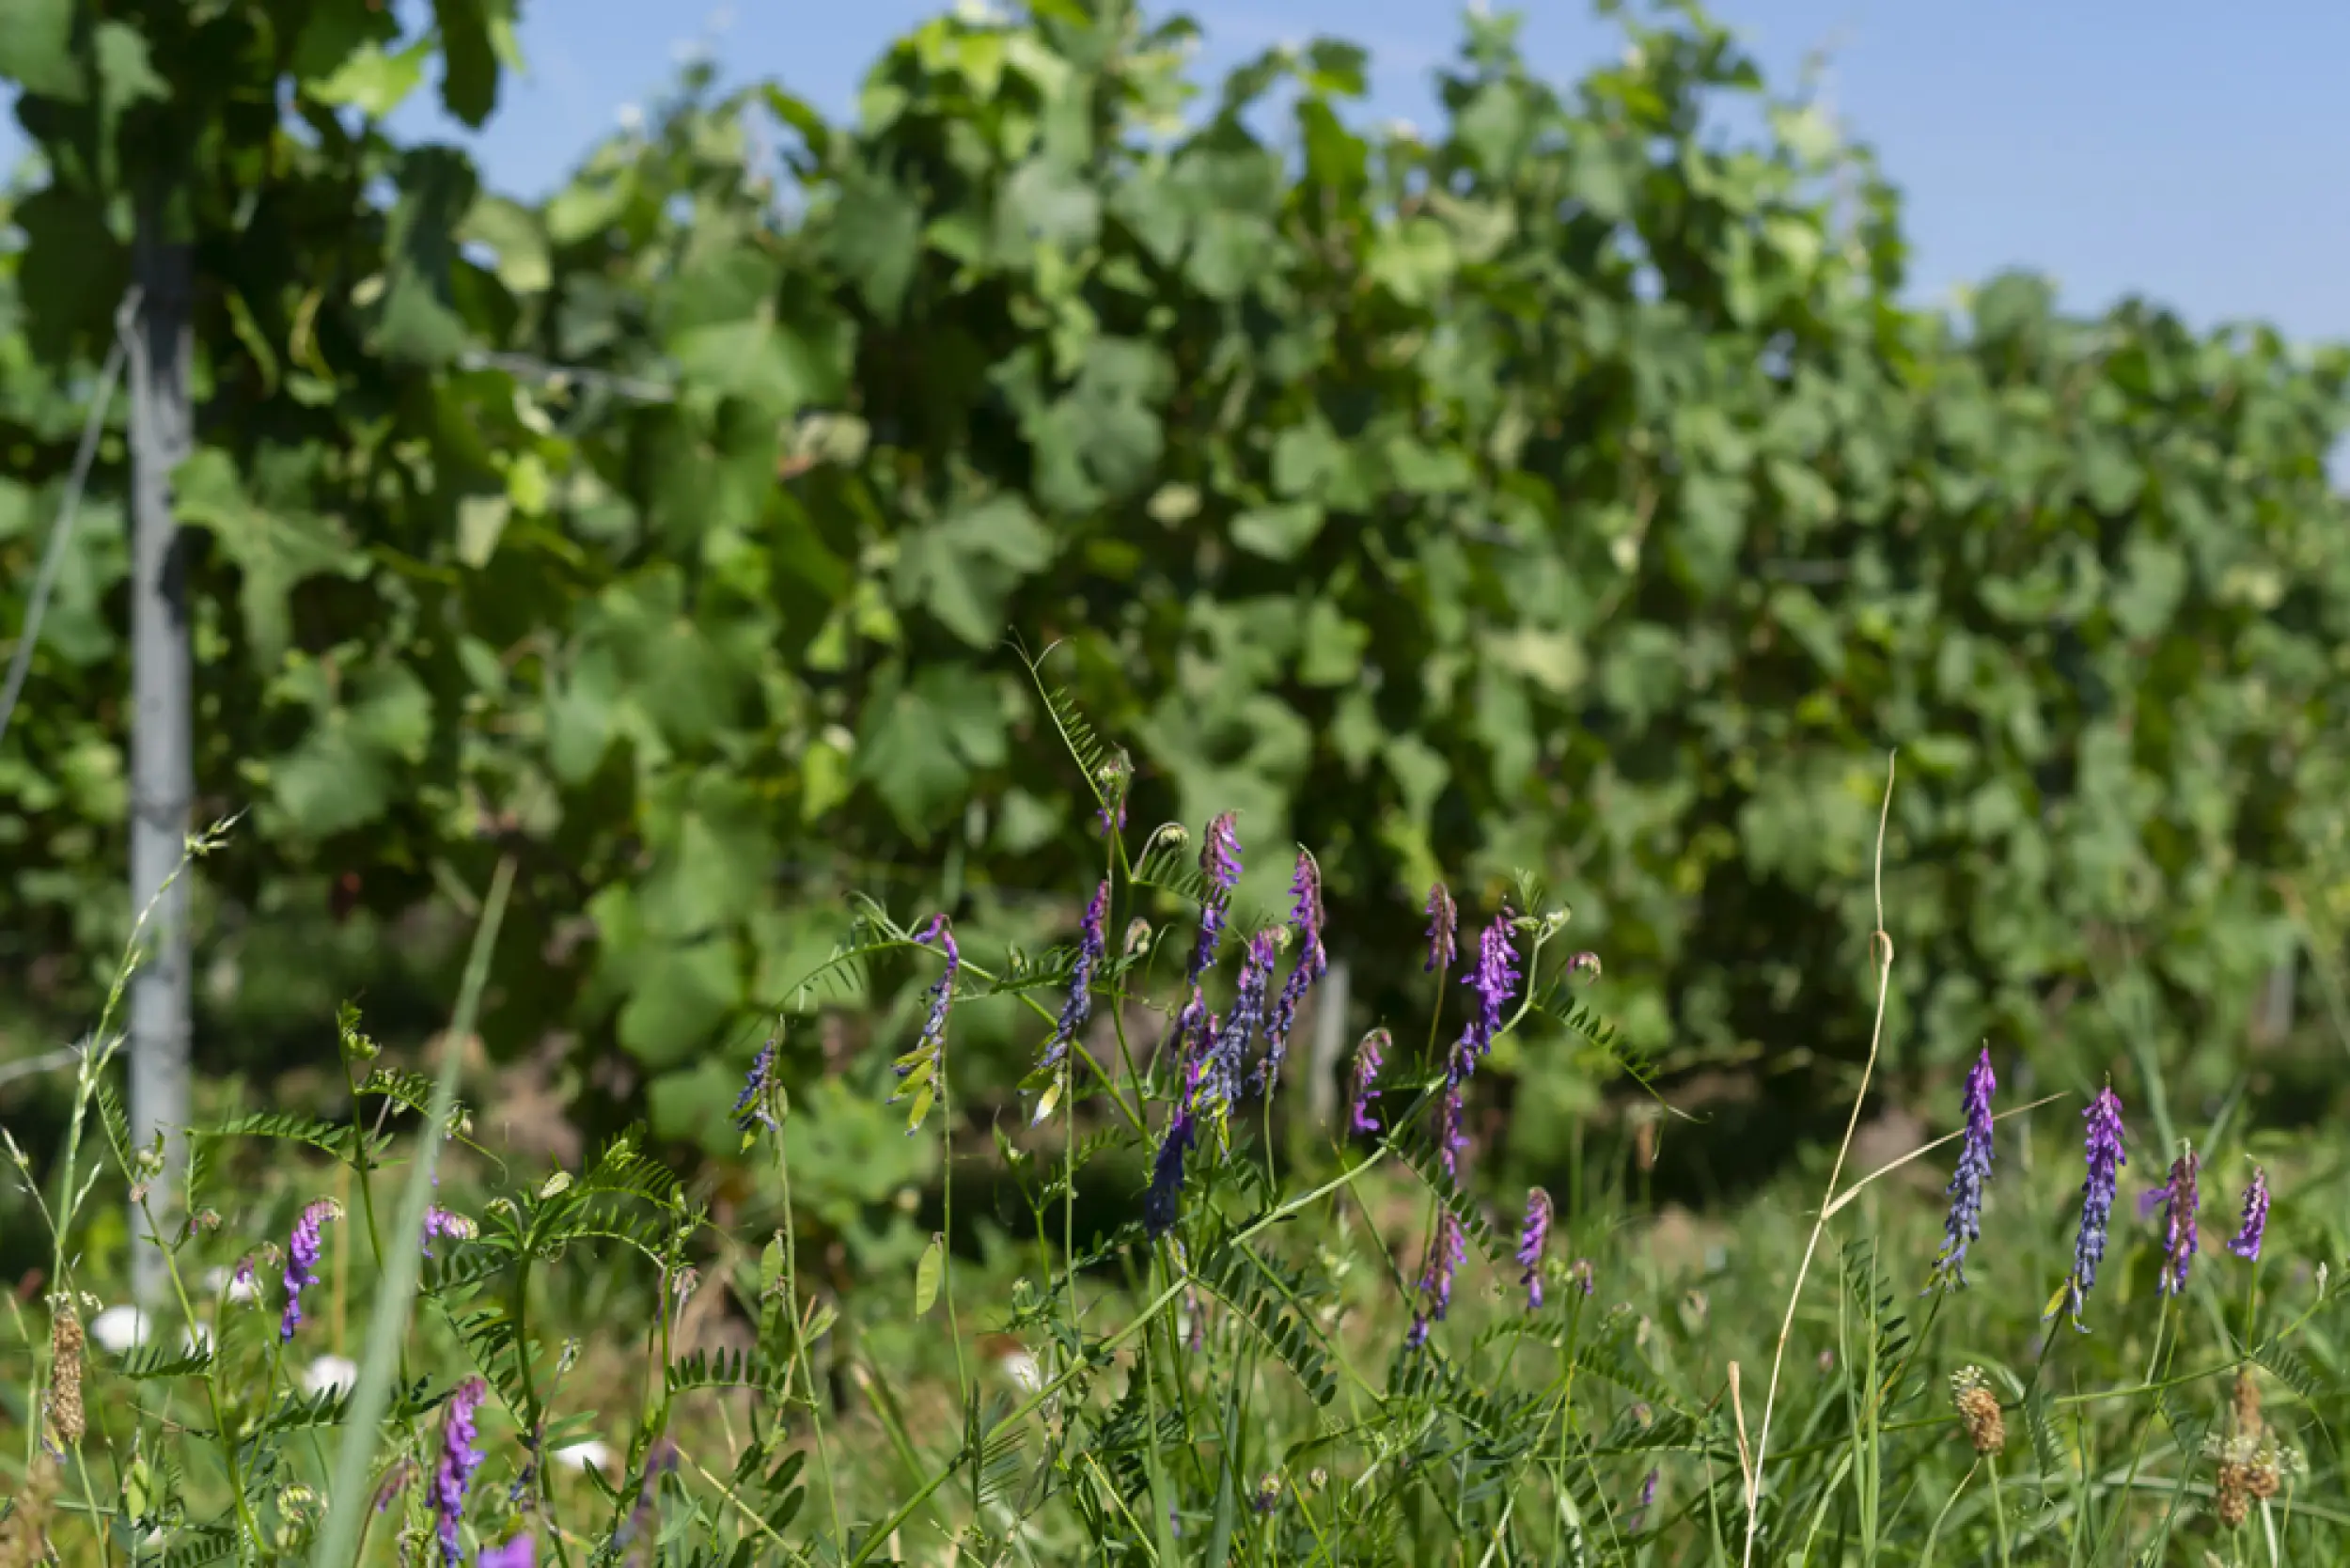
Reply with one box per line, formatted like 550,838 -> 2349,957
731,1032 -> 778,1135
1260,850 -> 1328,1090
1517,1187 -> 1554,1310
1423,881 -> 1457,976
2055,1082 -> 2127,1327
1198,931 -> 1279,1128
1144,1100 -> 1198,1239
279,1198 -> 342,1342
2156,1142 -> 2200,1298
1439,912 -> 1521,1175
1041,880 -> 1110,1074
421,1205 -> 477,1260
1349,1028 -> 1388,1134
916,915 -> 960,1057
1928,1047 -> 1997,1293
1172,813 -> 1245,1071
2230,1165 -> 2270,1261
432,1376 -> 488,1568
478,1535 -> 535,1568
890,913 -> 960,1131
1405,1209 -> 1466,1349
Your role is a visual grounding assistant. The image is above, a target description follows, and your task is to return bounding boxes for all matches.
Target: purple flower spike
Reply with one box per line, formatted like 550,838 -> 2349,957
1423,882 -> 1458,976
2055,1082 -> 2127,1326
1261,851 -> 1329,1091
279,1198 -> 343,1342
2156,1142 -> 2200,1297
421,1205 -> 477,1260
1406,1209 -> 1467,1348
1200,931 -> 1278,1120
478,1534 -> 535,1568
1929,1047 -> 1997,1292
1042,882 -> 1110,1074
1434,912 -> 1520,1176
916,915 -> 959,1054
1143,1104 -> 1198,1239
1461,914 -> 1522,1069
892,915 -> 960,1131
1188,813 -> 1244,983
432,1376 -> 488,1568
731,1033 -> 779,1134
1435,1080 -> 1466,1178
1517,1187 -> 1554,1310
2229,1166 -> 2270,1262
1348,1028 -> 1388,1135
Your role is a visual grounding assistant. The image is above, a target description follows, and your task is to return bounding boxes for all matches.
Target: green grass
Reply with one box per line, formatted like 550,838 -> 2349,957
5,772 -> 2350,1568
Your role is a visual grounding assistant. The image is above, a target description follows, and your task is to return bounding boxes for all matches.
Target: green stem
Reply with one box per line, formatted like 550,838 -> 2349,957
768,1122 -> 843,1555
1986,1454 -> 2014,1568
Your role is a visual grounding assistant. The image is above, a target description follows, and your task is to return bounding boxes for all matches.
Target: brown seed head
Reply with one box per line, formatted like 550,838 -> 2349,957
47,1303 -> 85,1447
2232,1367 -> 2263,1440
1950,1367 -> 2005,1455
2216,1463 -> 2252,1529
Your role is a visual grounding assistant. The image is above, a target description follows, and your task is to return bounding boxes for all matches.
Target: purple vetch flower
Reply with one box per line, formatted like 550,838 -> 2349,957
915,915 -> 960,1052
2054,1083 -> 2127,1326
1435,1080 -> 1466,1179
371,1456 -> 414,1514
1434,912 -> 1521,1175
1517,1187 -> 1554,1310
1189,812 -> 1244,982
731,1032 -> 779,1133
279,1198 -> 343,1342
1928,1046 -> 1997,1292
478,1534 -> 536,1568
2156,1142 -> 2200,1297
421,1206 -> 477,1260
431,1376 -> 488,1568
1143,1103 -> 1198,1239
2137,1186 -> 2166,1222
1200,930 -> 1279,1121
1631,1467 -> 1659,1529
1171,814 -> 1246,1080
2230,1166 -> 2270,1261
891,915 -> 960,1131
1348,1028 -> 1388,1134
1260,851 -> 1328,1091
1423,882 -> 1458,976
1040,881 -> 1110,1072
1405,1209 -> 1467,1349
1462,915 -> 1521,1065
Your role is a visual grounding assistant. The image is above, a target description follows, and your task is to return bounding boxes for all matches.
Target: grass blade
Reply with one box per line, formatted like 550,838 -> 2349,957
311,855 -> 515,1568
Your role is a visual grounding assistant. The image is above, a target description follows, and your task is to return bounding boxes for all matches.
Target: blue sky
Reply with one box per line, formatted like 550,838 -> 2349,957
4,0 -> 2343,344
366,0 -> 2345,346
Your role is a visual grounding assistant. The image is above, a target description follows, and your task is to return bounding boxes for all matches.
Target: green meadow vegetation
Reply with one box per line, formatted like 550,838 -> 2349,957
4,0 -> 2350,1562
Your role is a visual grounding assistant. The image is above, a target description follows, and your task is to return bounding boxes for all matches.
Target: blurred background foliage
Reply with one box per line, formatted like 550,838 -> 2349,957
3,0 -> 2349,1276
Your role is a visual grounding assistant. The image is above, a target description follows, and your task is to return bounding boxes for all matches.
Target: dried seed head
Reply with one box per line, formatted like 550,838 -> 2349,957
2204,1415 -> 2303,1529
47,1303 -> 85,1447
2232,1368 -> 2263,1441
1950,1367 -> 2005,1455
2215,1464 -> 2252,1529
0,1456 -> 58,1567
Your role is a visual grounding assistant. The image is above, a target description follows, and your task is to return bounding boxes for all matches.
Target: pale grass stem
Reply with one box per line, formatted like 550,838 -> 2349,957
1740,752 -> 1898,1568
